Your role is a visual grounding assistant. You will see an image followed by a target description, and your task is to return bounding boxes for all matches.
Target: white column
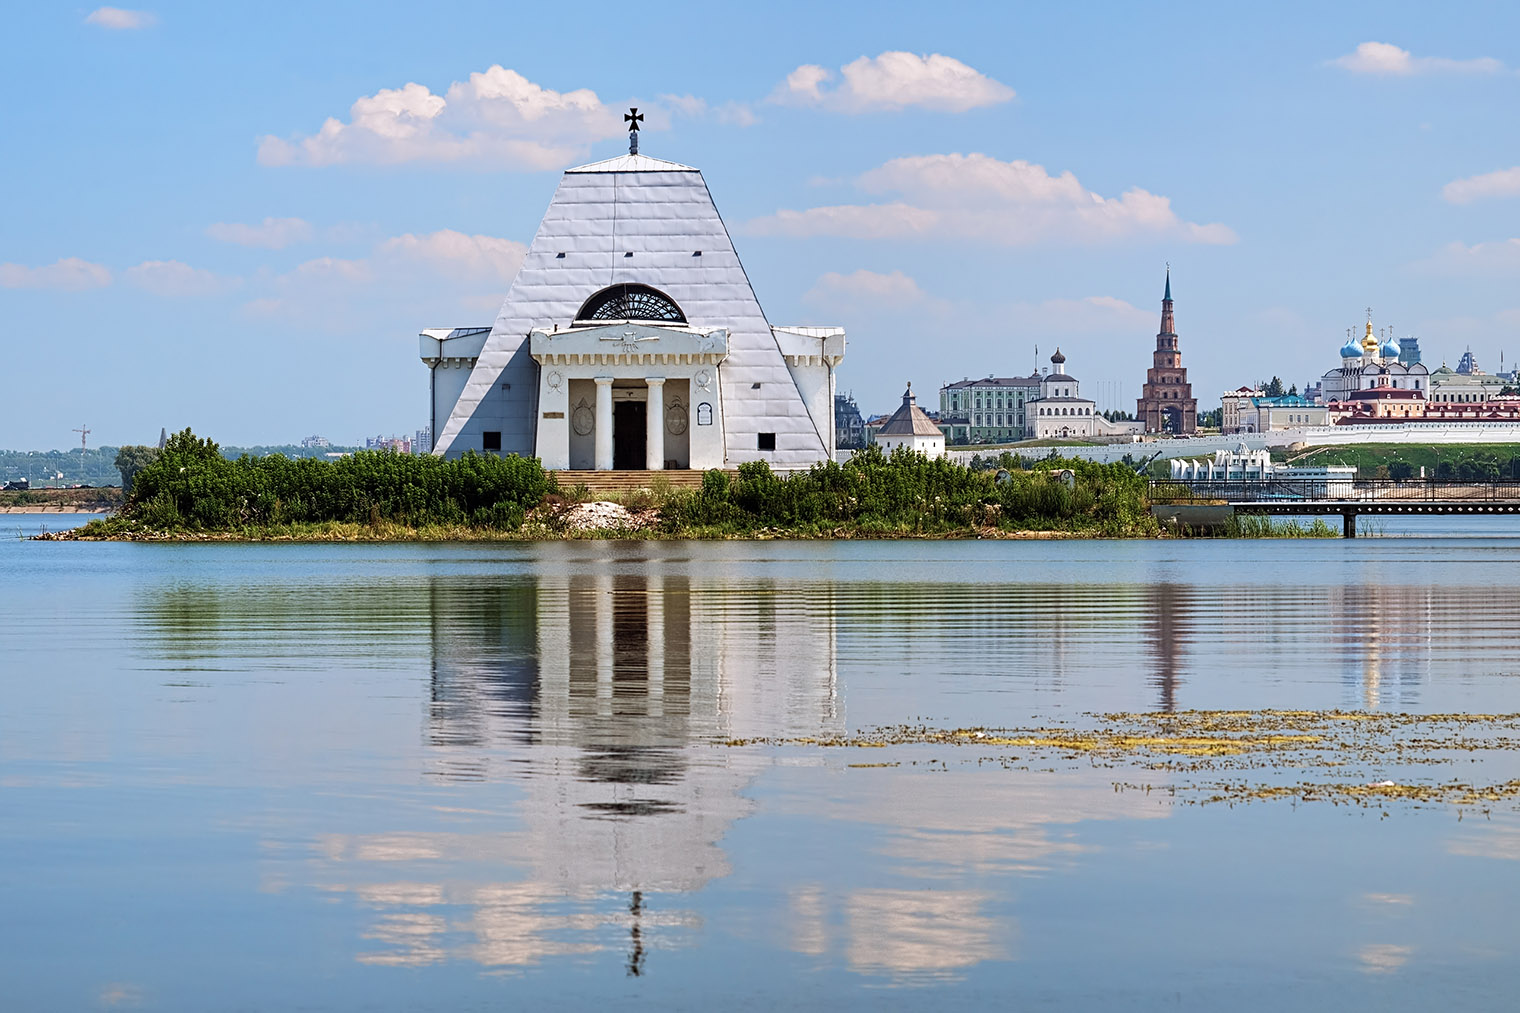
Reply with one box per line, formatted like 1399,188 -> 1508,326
645,377 -> 665,470
594,377 -> 613,471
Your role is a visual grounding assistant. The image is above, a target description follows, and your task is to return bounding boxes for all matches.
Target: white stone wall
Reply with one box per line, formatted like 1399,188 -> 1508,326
879,434 -> 944,458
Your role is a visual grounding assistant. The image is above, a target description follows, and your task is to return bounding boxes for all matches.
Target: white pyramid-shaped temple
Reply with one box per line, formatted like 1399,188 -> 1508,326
422,141 -> 845,471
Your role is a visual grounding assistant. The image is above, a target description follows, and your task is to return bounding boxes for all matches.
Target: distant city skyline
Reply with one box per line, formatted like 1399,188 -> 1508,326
3,2 -> 1519,448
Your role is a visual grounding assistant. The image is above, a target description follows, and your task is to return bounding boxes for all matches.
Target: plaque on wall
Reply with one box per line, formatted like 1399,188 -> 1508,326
571,400 -> 595,436
696,402 -> 713,426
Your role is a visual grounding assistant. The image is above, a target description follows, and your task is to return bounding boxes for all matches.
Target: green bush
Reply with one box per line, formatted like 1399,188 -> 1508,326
122,428 -> 552,531
661,446 -> 1152,536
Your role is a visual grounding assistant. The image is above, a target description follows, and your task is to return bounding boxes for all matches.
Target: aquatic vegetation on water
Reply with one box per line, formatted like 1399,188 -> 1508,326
722,709 -> 1520,811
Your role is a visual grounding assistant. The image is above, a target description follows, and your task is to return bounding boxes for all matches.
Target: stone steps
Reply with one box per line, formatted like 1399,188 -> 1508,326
551,470 -> 734,494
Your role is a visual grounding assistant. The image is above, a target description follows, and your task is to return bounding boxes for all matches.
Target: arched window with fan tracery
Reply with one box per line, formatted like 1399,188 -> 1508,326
574,283 -> 686,323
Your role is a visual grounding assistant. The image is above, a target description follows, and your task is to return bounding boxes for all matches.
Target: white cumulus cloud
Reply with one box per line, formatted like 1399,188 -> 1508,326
85,7 -> 156,30
1414,238 -> 1520,275
807,268 -> 929,305
124,260 -> 237,297
258,67 -> 627,170
772,52 -> 1014,113
378,229 -> 527,283
206,217 -> 315,249
244,229 -> 525,326
1329,41 -> 1503,75
1442,167 -> 1520,204
660,93 -> 757,127
0,257 -> 112,290
747,153 -> 1235,246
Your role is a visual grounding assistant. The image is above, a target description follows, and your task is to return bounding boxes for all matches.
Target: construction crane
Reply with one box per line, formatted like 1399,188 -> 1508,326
72,424 -> 90,453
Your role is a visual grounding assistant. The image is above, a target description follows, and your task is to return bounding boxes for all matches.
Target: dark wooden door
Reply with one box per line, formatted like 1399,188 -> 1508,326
613,401 -> 647,470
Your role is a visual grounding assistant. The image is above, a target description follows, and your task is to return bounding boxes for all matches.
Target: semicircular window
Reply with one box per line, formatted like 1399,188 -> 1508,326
574,283 -> 686,323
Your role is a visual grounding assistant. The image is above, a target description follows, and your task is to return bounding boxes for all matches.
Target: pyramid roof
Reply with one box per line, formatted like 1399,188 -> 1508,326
877,384 -> 943,437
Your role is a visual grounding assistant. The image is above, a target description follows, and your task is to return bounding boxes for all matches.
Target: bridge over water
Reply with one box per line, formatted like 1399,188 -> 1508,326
1148,480 -> 1520,537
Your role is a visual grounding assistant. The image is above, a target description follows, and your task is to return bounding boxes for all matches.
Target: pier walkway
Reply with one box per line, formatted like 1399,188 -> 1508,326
1148,480 -> 1520,537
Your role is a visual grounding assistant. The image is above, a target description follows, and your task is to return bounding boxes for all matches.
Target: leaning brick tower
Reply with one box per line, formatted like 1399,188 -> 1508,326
1136,269 -> 1198,434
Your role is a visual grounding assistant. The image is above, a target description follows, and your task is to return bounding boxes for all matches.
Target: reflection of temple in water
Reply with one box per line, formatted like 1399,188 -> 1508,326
332,572 -> 844,969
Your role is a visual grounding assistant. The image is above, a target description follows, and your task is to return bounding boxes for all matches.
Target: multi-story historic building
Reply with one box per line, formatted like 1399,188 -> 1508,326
1429,363 -> 1509,404
834,393 -> 866,449
1136,270 -> 1197,434
1236,394 -> 1330,431
1220,387 -> 1263,433
938,374 -> 1042,443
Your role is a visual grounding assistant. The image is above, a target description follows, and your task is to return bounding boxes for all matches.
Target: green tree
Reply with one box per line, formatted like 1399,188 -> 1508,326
1260,376 -> 1286,398
1388,460 -> 1414,481
114,445 -> 160,494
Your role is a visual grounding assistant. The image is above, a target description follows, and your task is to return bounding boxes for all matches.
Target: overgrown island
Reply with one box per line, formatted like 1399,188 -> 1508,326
48,429 -> 1336,542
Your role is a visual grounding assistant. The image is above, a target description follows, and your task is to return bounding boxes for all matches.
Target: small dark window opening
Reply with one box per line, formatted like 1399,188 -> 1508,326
555,252 -> 566,259
751,382 -> 762,390
757,432 -> 776,451
483,431 -> 502,451
624,251 -> 634,257
692,250 -> 702,257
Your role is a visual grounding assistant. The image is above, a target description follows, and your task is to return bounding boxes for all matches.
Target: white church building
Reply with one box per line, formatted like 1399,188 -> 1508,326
1029,348 -> 1099,439
421,116 -> 845,471
1318,317 -> 1429,404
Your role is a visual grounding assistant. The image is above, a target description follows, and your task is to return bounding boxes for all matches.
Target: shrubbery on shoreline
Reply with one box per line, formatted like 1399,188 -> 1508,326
112,429 -> 552,531
65,430 -> 1160,541
660,446 -> 1154,537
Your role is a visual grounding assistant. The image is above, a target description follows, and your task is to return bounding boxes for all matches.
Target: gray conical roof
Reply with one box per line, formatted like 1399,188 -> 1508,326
877,383 -> 943,437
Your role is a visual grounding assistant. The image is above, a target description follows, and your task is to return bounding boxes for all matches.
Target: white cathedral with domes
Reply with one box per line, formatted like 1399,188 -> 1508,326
420,115 -> 845,471
1029,348 -> 1098,439
1317,318 -> 1428,404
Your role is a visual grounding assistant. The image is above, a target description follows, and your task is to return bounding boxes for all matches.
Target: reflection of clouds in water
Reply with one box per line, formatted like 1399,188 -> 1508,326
335,877 -> 702,969
321,833 -> 444,863
773,770 -> 1157,978
1361,892 -> 1414,908
1357,943 -> 1413,974
789,886 -> 829,957
1447,821 -> 1520,862
846,889 -> 1007,979
807,769 -> 1167,877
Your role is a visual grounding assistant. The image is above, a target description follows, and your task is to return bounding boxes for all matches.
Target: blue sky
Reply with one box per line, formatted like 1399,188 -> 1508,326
3,1 -> 1519,448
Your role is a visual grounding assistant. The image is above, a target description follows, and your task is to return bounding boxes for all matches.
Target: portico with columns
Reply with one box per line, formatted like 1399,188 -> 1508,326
530,320 -> 729,471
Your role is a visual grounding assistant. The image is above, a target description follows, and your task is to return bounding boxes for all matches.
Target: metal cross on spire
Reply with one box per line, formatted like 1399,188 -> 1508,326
624,107 -> 643,155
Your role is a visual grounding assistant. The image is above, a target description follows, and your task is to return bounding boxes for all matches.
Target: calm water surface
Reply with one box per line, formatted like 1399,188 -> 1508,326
3,514 -> 1519,1010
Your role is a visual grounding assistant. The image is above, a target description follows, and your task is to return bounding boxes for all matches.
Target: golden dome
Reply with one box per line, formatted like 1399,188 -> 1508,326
1360,319 -> 1380,354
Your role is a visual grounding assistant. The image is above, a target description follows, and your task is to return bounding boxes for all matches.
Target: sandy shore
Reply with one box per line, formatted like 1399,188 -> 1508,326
0,506 -> 113,514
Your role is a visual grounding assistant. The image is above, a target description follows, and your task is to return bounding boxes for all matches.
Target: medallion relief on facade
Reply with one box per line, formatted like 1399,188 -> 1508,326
666,398 -> 689,435
571,399 -> 595,436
